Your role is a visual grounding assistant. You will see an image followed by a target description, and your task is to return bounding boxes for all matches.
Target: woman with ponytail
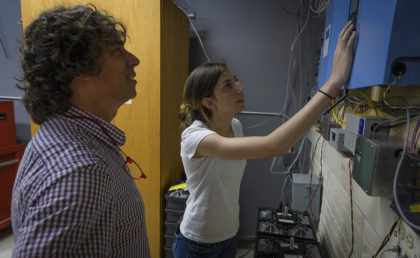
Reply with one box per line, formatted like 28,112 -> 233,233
173,21 -> 356,258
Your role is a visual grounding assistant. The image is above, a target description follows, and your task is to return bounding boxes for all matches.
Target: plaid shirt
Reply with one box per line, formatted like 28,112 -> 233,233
11,105 -> 150,257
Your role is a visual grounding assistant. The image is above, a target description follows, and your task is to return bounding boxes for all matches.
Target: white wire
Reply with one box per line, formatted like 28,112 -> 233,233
280,44 -> 295,120
184,0 -> 191,9
371,119 -> 391,137
187,16 -> 211,62
174,3 -> 211,62
392,100 -> 420,231
372,114 -> 420,137
243,118 -> 277,130
290,0 -> 312,53
310,0 -> 329,14
280,0 -> 312,122
275,0 -> 314,184
239,112 -> 290,129
270,134 -> 307,175
281,173 -> 292,202
298,29 -> 304,112
378,246 -> 400,258
173,0 -> 191,10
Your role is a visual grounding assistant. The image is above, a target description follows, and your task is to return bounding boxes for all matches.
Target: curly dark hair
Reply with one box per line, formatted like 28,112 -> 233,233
17,4 -> 127,124
179,62 -> 227,129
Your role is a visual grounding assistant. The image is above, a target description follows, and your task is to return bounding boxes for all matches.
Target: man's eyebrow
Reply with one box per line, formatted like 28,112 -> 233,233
111,46 -> 122,51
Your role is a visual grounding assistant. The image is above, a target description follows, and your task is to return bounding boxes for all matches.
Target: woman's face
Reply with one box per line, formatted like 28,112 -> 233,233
209,69 -> 245,115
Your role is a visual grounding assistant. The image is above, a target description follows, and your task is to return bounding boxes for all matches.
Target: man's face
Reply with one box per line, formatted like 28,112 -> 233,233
91,44 -> 140,107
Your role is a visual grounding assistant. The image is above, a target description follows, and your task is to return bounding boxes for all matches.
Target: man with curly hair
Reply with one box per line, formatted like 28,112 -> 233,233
11,4 -> 150,257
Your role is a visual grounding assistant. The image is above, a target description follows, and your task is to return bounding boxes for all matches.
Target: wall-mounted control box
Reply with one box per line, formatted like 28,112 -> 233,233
318,0 -> 420,89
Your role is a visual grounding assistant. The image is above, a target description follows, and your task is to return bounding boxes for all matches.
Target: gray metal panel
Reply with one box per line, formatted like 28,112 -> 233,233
291,173 -> 322,220
353,136 -> 404,198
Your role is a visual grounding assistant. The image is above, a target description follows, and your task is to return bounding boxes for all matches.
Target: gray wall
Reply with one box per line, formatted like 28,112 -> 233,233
0,0 -> 31,145
173,0 -> 326,238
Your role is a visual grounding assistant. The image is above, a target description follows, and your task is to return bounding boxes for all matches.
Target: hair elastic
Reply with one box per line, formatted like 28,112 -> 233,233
318,89 -> 334,100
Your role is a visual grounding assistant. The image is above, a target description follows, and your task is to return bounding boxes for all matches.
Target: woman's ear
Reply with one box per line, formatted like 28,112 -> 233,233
201,97 -> 214,110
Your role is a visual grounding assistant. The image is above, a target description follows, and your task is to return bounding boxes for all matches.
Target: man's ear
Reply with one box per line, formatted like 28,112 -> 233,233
69,76 -> 91,93
201,97 -> 214,110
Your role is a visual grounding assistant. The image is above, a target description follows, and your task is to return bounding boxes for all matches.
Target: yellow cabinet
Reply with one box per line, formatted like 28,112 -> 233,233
21,0 -> 189,256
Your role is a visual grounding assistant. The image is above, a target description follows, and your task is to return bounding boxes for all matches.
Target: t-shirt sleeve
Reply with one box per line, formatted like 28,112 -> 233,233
181,124 -> 215,160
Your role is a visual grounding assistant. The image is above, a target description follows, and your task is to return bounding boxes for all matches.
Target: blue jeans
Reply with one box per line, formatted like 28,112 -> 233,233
172,232 -> 239,258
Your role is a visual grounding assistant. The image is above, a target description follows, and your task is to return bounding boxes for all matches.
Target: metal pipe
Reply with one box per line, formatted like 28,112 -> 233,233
0,96 -> 22,100
239,110 -> 290,119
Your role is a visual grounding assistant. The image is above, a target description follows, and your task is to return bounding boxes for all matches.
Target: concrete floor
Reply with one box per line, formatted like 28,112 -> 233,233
0,227 -> 13,258
236,238 -> 255,258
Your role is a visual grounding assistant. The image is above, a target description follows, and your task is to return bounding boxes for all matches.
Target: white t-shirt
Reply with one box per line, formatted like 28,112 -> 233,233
180,119 -> 247,243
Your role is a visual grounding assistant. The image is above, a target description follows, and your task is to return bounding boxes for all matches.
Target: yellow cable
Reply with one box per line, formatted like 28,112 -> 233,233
353,103 -> 360,114
358,90 -> 376,110
409,204 -> 420,213
331,99 -> 345,128
168,183 -> 187,191
358,90 -> 385,118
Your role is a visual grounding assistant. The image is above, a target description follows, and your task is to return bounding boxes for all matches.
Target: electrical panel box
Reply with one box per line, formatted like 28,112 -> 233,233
291,173 -> 322,221
318,0 -> 420,89
352,136 -> 403,198
343,113 -> 388,153
329,128 -> 346,152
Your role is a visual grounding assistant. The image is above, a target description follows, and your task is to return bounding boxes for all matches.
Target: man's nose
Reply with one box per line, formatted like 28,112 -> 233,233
127,50 -> 140,68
